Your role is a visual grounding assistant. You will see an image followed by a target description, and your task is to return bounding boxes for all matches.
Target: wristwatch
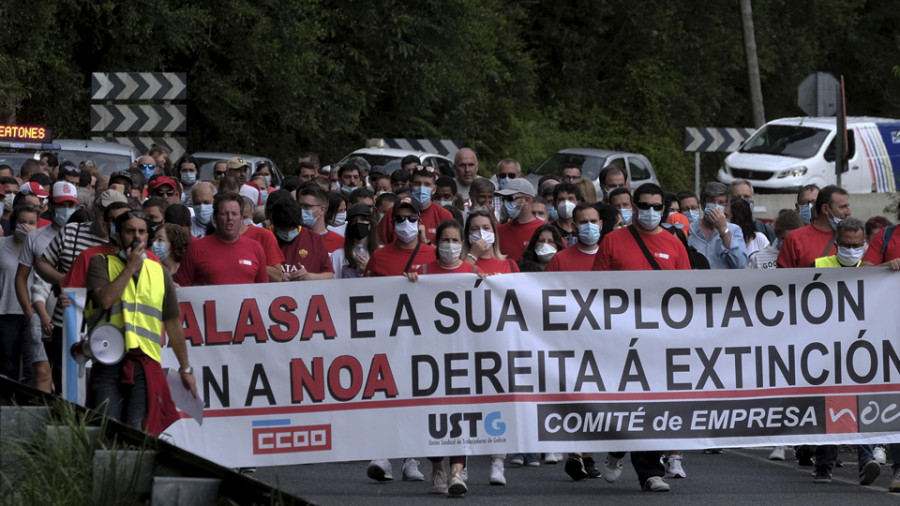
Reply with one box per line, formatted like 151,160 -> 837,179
179,366 -> 194,375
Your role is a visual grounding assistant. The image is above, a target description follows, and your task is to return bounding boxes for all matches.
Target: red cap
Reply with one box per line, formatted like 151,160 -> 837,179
148,176 -> 176,194
19,182 -> 50,198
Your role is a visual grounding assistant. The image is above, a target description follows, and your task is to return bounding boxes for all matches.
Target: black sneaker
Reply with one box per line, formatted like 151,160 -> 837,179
860,460 -> 881,485
565,454 -> 589,481
795,445 -> 814,467
812,468 -> 832,483
583,457 -> 602,478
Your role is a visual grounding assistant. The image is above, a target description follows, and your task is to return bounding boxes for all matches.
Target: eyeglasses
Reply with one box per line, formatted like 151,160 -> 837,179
393,215 -> 420,223
502,194 -> 526,202
138,164 -> 155,170
634,202 -> 665,211
155,189 -> 176,197
120,210 -> 147,221
214,171 -> 227,177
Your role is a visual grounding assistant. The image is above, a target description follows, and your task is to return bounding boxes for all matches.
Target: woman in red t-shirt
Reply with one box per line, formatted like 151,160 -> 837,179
462,210 -> 519,275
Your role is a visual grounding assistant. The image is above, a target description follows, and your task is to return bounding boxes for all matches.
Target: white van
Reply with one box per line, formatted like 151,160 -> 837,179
718,116 -> 900,193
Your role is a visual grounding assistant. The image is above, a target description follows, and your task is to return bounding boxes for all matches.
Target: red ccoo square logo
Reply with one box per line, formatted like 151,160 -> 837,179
252,423 -> 332,454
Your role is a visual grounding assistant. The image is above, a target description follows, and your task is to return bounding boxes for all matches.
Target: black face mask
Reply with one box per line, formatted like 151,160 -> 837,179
148,220 -> 163,235
348,222 -> 370,240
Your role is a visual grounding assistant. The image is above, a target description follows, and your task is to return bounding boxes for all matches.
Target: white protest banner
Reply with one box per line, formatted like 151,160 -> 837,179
74,267 -> 900,468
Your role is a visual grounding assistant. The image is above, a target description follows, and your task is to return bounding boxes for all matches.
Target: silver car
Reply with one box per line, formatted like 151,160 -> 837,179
526,148 -> 659,192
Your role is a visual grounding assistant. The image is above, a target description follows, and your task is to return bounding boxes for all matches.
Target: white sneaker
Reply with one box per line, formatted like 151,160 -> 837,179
429,469 -> 448,494
665,454 -> 686,478
875,446 -> 887,465
642,476 -> 671,492
402,458 -> 424,481
448,474 -> 468,497
544,452 -> 559,464
461,467 -> 468,482
768,446 -> 786,461
367,459 -> 393,481
602,454 -> 624,483
489,460 -> 506,486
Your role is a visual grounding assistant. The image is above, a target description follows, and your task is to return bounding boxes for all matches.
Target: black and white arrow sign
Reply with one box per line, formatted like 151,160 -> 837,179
684,127 -> 756,152
91,72 -> 187,101
90,105 -> 187,132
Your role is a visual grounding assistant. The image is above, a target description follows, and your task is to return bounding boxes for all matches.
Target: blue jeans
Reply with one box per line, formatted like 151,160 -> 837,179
0,314 -> 32,384
89,358 -> 147,430
814,444 -> 874,471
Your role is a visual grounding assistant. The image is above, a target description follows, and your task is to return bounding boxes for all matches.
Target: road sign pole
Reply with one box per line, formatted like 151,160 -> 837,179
695,152 -> 701,195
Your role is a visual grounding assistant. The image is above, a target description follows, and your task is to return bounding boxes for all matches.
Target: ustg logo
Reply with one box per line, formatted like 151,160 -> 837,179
428,411 -> 506,439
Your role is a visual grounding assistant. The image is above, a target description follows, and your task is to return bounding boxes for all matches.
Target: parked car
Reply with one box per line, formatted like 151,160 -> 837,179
330,148 -> 455,178
54,139 -> 137,176
718,116 -> 900,193
190,152 -> 284,186
526,148 -> 659,192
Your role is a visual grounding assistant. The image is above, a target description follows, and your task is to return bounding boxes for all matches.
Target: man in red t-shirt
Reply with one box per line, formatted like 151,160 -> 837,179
176,193 -> 268,286
593,183 -> 690,271
496,179 -> 542,262
862,216 -> 900,269
777,185 -> 849,268
591,183 -> 684,493
269,197 -> 334,281
378,166 -> 453,245
298,184 -> 344,253
365,198 -> 435,277
547,204 -> 602,272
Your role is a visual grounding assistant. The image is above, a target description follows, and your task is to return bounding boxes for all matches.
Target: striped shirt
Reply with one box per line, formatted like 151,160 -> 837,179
42,222 -> 106,324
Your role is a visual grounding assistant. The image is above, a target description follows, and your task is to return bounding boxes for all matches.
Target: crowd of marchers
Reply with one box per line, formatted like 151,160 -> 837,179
1,145 -> 899,497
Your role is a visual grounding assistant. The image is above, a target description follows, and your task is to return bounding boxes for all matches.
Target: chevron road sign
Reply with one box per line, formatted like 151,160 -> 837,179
93,136 -> 187,161
91,72 -> 187,101
368,138 -> 464,157
90,104 -> 186,133
684,127 -> 756,152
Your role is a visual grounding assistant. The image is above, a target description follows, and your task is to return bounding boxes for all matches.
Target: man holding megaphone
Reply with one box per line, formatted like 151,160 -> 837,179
83,209 -> 197,434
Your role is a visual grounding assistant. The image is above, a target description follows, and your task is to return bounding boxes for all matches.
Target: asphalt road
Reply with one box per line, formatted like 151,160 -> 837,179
251,447 -> 900,505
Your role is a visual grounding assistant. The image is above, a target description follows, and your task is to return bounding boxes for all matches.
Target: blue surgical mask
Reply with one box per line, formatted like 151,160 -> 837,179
828,213 -> 842,231
704,203 -> 725,223
797,203 -> 813,224
547,205 -> 559,221
577,222 -> 601,245
498,177 -> 510,190
301,209 -> 317,227
181,172 -> 196,185
151,241 -> 169,262
54,207 -> 76,227
619,208 -> 633,225
194,204 -> 213,224
504,200 -> 521,220
276,227 -> 299,242
140,166 -> 155,181
684,209 -> 700,224
260,189 -> 268,204
109,222 -> 116,238
437,200 -> 454,207
412,186 -> 432,206
745,199 -> 754,212
341,185 -> 356,196
638,208 -> 662,230
264,175 -> 271,187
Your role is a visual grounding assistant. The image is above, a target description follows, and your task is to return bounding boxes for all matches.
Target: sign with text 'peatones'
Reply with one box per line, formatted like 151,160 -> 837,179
73,268 -> 900,467
0,125 -> 51,143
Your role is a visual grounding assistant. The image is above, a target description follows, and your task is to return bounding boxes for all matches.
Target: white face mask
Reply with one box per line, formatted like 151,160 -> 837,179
557,200 -> 576,220
332,212 -> 347,227
468,229 -> 495,246
395,219 -> 418,242
438,243 -> 462,263
535,243 -> 557,262
836,245 -> 865,266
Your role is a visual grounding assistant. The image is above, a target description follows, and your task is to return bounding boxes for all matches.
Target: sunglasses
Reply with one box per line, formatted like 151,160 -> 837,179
214,171 -> 227,176
155,189 -> 176,197
635,202 -> 665,212
63,166 -> 80,174
393,215 -> 420,223
502,194 -> 525,202
138,164 -> 156,170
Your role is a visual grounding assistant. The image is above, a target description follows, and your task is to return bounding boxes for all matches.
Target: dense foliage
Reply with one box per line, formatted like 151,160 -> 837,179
2,0 -> 899,189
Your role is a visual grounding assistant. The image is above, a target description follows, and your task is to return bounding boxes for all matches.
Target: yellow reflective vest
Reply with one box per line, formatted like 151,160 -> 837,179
85,255 -> 166,362
814,255 -> 859,268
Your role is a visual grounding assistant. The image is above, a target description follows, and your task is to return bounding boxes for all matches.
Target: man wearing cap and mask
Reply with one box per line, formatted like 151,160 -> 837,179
84,209 -> 196,433
34,189 -> 129,392
365,198 -> 436,277
226,157 -> 250,184
108,170 -> 135,198
148,176 -> 181,207
268,197 -> 333,281
16,182 -> 52,228
495,178 -> 542,262
378,166 -> 452,245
